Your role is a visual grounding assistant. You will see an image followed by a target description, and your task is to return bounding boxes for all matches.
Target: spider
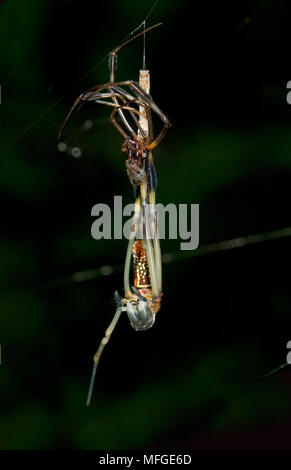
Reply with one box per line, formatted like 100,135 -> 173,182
59,24 -> 171,405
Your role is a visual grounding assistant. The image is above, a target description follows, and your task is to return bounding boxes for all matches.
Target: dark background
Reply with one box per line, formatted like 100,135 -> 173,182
1,0 -> 291,449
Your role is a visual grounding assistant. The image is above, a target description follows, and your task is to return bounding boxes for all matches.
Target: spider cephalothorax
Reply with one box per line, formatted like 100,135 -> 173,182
123,138 -> 148,186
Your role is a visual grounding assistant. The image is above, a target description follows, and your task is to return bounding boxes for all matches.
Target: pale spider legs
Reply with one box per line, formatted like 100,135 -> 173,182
124,149 -> 162,301
134,69 -> 162,299
86,70 -> 163,406
86,155 -> 161,407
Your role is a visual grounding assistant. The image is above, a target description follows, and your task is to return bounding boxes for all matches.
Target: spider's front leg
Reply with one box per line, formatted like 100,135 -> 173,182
118,80 -> 172,150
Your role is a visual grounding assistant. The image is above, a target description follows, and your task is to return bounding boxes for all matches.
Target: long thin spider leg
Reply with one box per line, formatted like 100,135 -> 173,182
78,83 -> 114,99
110,102 -> 148,140
113,81 -> 170,125
90,97 -> 143,115
108,24 -> 162,82
58,85 -> 114,139
59,84 -> 154,141
92,99 -> 125,108
110,83 -> 170,149
147,126 -> 169,151
113,23 -> 162,54
153,224 -> 162,292
123,198 -> 141,296
86,291 -> 124,407
103,84 -> 148,138
139,175 -> 159,298
123,105 -> 146,139
110,105 -> 134,140
112,95 -> 137,139
123,238 -> 136,296
58,93 -> 85,140
142,213 -> 159,298
60,85 -> 128,132
77,97 -> 145,141
129,82 -> 171,149
146,153 -> 162,292
110,88 -> 147,138
109,85 -> 136,102
113,81 -> 171,148
85,90 -> 148,126
84,93 -> 134,110
82,92 -> 125,101
134,69 -> 160,298
109,85 -> 156,136
82,91 -> 149,139
151,193 -> 162,293
130,82 -> 171,125
77,86 -> 118,111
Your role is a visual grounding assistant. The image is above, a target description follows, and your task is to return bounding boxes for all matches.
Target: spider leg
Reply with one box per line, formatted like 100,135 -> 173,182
128,81 -> 171,149
58,85 -> 113,139
123,198 -> 141,297
110,86 -> 147,138
111,94 -> 138,139
147,126 -> 169,151
58,93 -> 85,140
86,292 -> 124,407
110,98 -> 150,141
113,81 -> 171,149
110,104 -> 134,139
82,85 -> 147,139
